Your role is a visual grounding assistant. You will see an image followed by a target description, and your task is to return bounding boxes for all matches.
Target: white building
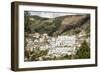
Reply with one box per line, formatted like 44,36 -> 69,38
26,33 -> 78,57
48,35 -> 76,56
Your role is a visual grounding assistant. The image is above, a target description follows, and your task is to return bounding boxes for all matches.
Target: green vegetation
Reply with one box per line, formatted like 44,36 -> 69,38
24,11 -> 32,33
24,11 -> 90,61
73,28 -> 81,35
75,40 -> 90,59
24,11 -> 59,35
24,11 -> 90,36
25,48 -> 49,61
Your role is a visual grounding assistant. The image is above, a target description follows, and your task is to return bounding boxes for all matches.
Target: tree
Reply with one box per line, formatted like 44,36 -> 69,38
73,28 -> 81,35
76,40 -> 90,59
24,11 -> 32,33
27,48 -> 49,61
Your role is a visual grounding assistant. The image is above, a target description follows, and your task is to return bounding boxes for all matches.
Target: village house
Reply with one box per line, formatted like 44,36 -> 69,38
25,31 -> 89,60
47,35 -> 77,56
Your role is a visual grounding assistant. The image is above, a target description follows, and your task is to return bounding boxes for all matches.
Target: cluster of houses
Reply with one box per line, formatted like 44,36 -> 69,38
25,30 -> 90,60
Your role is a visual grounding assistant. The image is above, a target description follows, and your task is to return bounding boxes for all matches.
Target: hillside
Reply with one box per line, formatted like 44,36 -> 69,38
25,12 -> 90,37
24,12 -> 90,61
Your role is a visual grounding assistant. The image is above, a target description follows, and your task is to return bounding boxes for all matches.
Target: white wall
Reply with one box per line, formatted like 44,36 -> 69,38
0,0 -> 99,73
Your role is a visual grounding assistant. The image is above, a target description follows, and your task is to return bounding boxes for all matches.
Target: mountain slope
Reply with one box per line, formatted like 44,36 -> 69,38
25,13 -> 90,36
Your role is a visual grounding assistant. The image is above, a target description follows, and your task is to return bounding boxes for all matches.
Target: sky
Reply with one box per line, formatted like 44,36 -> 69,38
29,11 -> 77,18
